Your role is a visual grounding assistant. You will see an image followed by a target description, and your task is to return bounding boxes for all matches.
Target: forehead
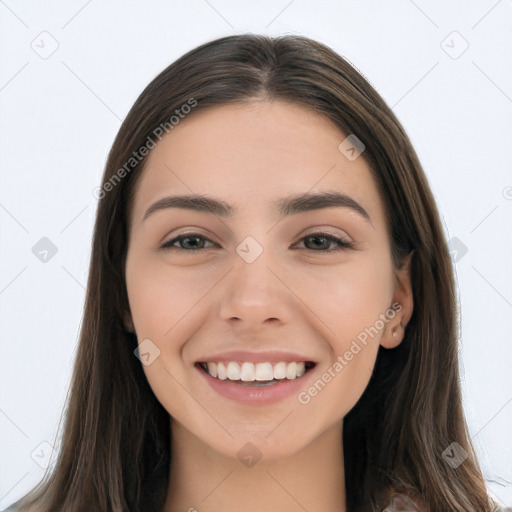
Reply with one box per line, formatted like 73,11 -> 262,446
130,100 -> 385,227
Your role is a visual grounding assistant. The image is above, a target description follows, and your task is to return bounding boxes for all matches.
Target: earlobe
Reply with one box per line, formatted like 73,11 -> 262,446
381,251 -> 414,349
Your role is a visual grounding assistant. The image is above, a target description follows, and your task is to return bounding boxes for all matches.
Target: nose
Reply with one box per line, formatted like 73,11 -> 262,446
217,241 -> 294,328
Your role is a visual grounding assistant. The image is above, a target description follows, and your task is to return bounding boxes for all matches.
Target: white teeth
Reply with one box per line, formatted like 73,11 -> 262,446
286,362 -> 297,380
207,362 -> 217,378
240,362 -> 255,381
273,361 -> 287,379
255,362 -> 273,381
201,361 -> 309,381
226,361 -> 240,380
217,362 -> 227,380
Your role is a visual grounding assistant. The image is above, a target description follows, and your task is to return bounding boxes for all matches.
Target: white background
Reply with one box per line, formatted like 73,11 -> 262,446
1,0 -> 511,509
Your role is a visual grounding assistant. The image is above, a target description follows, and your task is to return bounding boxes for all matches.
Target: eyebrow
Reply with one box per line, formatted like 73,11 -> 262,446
142,190 -> 371,224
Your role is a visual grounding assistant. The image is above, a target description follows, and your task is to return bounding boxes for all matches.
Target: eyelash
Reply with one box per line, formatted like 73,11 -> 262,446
160,232 -> 353,252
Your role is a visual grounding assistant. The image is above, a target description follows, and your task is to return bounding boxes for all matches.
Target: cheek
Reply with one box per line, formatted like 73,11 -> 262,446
125,252 -> 219,341
299,253 -> 394,342
294,254 -> 393,412
124,254 -> 210,419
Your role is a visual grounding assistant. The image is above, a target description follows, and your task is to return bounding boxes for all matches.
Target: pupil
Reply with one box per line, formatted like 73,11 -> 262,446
183,236 -> 201,249
309,236 -> 328,250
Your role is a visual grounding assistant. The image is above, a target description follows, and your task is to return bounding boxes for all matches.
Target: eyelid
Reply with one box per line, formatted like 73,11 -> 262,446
291,230 -> 353,250
300,227 -> 352,242
160,230 -> 218,251
159,226 -> 216,245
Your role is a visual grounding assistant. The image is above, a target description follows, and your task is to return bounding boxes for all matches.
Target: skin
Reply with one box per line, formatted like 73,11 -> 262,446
124,100 -> 413,512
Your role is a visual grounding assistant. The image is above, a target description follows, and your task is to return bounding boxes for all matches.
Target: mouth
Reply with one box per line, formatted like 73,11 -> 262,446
195,360 -> 317,386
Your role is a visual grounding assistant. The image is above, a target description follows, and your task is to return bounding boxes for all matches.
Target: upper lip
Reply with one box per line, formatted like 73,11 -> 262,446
196,350 -> 317,364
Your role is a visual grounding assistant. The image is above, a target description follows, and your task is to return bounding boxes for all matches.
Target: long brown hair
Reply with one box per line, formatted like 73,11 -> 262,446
9,33 -> 499,512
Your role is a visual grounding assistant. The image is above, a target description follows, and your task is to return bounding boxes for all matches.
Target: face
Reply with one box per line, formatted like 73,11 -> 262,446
124,100 -> 412,462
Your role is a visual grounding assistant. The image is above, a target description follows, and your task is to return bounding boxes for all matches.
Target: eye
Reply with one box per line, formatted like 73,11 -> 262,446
291,232 -> 353,251
161,232 -> 353,252
161,233 -> 218,251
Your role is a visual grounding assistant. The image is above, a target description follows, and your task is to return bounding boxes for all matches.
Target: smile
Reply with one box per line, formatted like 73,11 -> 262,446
197,361 -> 316,386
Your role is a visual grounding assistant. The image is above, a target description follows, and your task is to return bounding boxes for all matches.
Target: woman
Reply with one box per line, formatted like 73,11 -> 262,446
6,34 -> 508,512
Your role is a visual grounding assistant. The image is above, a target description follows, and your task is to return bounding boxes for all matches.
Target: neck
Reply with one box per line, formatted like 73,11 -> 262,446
163,419 -> 346,512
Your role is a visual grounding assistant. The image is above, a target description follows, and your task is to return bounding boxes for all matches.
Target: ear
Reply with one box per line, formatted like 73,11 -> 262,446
380,251 -> 414,349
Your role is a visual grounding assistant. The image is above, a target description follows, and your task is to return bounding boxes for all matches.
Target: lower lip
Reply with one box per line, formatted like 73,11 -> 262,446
195,364 -> 315,405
